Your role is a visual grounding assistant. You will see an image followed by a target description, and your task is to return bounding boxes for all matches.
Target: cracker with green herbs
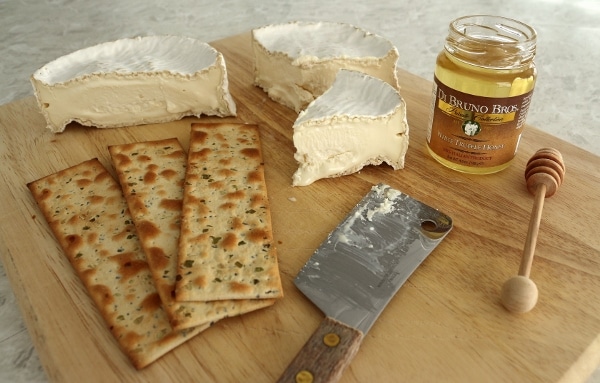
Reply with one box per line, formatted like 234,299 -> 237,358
176,123 -> 283,302
109,138 -> 274,330
27,158 -> 207,369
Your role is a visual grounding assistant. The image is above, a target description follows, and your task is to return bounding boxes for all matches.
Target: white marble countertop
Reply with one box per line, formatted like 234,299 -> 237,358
1,0 -> 598,382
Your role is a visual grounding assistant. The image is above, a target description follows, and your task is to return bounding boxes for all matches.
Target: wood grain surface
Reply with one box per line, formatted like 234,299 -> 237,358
1,32 -> 599,383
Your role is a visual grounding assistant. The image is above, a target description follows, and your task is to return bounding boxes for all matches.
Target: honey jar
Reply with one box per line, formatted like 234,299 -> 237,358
426,15 -> 537,174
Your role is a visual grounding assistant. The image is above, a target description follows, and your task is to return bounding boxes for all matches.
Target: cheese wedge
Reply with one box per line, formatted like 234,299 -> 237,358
176,123 -> 283,302
292,70 -> 409,186
27,158 -> 207,369
109,138 -> 274,331
31,35 -> 236,133
252,21 -> 399,112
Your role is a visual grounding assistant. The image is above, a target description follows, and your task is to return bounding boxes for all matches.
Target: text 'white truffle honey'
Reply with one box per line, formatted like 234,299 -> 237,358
426,15 -> 537,174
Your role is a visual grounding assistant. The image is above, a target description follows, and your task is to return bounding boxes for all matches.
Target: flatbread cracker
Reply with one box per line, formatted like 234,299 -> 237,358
27,158 -> 207,369
109,138 -> 274,330
176,123 -> 283,301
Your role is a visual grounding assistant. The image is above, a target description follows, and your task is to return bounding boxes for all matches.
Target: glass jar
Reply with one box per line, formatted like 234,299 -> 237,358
426,15 -> 537,174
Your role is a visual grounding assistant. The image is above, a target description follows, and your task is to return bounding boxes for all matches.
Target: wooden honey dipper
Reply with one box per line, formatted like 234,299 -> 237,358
501,148 -> 565,313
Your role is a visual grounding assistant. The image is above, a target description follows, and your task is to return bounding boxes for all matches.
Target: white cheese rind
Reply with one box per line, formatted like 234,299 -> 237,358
31,35 -> 236,133
252,21 -> 399,112
292,70 -> 409,186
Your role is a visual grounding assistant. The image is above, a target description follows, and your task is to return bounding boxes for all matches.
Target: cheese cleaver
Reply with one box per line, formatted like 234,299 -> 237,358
278,183 -> 452,383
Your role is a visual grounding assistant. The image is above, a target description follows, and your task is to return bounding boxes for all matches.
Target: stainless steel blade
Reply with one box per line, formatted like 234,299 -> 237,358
294,183 -> 452,335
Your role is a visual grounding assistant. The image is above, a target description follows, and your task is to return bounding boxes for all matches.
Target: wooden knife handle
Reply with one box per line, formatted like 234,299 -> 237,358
277,316 -> 364,383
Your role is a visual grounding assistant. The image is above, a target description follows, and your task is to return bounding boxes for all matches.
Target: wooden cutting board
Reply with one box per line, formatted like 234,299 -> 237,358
1,32 -> 600,383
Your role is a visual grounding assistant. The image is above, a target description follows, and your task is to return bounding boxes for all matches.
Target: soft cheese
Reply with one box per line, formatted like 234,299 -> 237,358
252,21 -> 399,112
292,70 -> 409,186
31,35 -> 236,132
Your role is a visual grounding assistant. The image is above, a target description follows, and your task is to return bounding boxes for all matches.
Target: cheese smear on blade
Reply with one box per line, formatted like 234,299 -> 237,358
252,21 -> 399,112
292,70 -> 409,186
31,35 -> 236,133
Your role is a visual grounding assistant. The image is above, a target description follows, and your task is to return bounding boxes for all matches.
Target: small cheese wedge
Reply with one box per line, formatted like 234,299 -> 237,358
252,21 -> 400,112
292,70 -> 409,186
31,35 -> 236,132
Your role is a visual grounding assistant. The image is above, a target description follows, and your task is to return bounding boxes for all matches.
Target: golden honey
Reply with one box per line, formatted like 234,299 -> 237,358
427,15 -> 537,174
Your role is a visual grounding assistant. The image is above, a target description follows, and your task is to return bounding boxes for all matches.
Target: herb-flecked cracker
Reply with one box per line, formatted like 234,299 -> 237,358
27,158 -> 207,369
109,139 -> 274,330
176,123 -> 283,302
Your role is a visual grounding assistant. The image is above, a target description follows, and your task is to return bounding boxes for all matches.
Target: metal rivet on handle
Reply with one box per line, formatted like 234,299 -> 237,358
295,370 -> 313,383
323,332 -> 341,347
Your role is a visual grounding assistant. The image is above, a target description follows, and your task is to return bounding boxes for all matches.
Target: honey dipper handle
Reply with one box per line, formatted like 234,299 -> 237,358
519,183 -> 547,277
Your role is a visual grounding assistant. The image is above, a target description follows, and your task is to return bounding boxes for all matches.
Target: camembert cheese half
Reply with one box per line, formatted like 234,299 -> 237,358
292,70 -> 409,186
31,35 -> 236,133
252,21 -> 399,112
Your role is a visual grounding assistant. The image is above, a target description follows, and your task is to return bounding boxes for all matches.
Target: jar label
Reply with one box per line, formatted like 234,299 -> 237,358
427,76 -> 534,168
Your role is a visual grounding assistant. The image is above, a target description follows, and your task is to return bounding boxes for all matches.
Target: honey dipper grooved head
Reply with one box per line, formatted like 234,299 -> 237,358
525,148 -> 565,197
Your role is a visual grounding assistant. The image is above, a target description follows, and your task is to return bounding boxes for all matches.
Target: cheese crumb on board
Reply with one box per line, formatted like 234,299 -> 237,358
252,21 -> 399,112
31,35 -> 237,133
292,70 -> 409,186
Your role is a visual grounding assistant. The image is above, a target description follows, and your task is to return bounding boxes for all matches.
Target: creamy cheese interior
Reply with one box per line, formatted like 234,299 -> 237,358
292,70 -> 408,186
34,36 -> 217,84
